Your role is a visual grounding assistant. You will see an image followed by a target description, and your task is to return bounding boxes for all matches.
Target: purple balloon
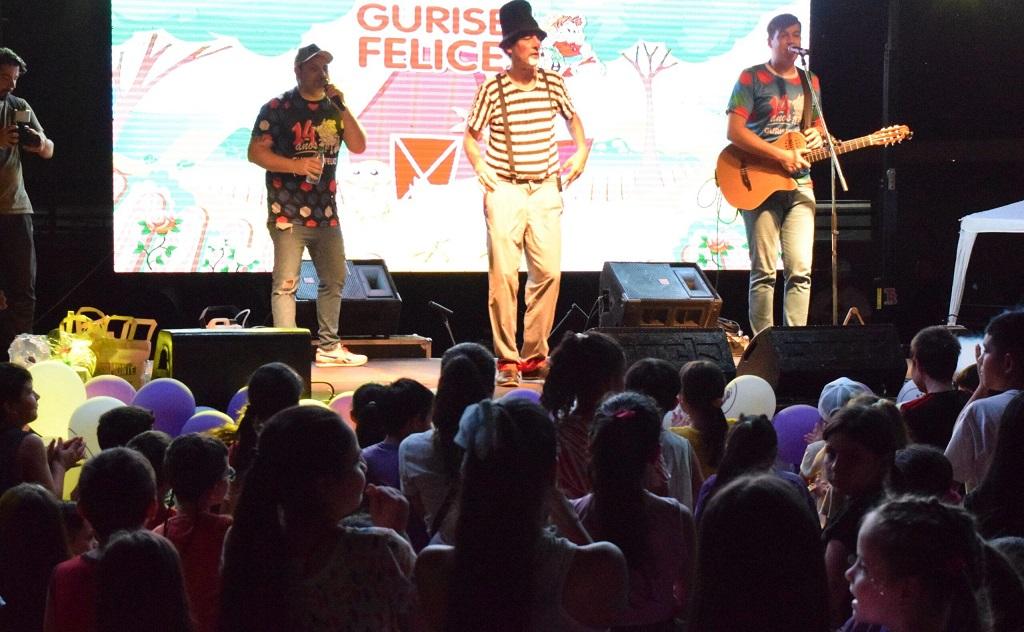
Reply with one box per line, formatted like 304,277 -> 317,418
180,410 -> 233,435
132,378 -> 196,437
772,404 -> 823,467
84,375 -> 137,404
226,386 -> 248,421
501,388 -> 542,404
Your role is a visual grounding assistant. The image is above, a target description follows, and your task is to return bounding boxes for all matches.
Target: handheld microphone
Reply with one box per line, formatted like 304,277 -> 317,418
788,45 -> 810,56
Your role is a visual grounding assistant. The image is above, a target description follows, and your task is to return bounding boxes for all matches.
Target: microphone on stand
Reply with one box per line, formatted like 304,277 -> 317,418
787,45 -> 810,56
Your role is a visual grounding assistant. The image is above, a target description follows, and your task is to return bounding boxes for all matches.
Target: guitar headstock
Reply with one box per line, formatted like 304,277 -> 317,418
869,124 -> 913,147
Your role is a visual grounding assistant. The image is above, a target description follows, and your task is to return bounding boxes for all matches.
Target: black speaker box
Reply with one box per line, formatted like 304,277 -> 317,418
296,258 -> 402,337
589,326 -> 736,381
152,328 -> 312,409
599,262 -> 723,328
736,325 -> 907,406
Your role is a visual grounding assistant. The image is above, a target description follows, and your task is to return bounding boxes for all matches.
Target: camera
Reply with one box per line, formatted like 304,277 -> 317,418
13,110 -> 39,148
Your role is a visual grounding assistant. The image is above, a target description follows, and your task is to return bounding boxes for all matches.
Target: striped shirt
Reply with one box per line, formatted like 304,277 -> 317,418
466,69 -> 575,182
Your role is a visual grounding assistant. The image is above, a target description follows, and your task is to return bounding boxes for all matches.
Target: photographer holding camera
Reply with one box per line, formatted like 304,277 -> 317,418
0,47 -> 52,360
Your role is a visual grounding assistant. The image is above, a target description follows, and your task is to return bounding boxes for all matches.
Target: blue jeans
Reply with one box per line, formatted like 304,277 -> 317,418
268,223 -> 346,349
742,186 -> 815,336
0,214 -> 36,360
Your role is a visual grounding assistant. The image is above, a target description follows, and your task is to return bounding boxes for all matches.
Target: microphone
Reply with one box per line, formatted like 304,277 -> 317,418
788,45 -> 810,56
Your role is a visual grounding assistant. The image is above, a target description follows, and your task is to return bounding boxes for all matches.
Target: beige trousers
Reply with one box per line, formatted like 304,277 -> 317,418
485,178 -> 562,364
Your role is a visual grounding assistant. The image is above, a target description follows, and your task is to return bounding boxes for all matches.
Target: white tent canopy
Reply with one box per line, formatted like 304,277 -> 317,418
948,200 -> 1024,325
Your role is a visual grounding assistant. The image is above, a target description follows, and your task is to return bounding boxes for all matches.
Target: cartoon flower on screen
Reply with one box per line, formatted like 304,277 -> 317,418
134,214 -> 181,270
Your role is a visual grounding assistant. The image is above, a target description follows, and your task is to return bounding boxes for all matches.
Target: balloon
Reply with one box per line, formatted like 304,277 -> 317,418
132,378 -> 196,437
328,392 -> 355,429
29,360 -> 87,439
84,374 -> 137,404
68,396 -> 124,458
180,409 -> 233,435
194,406 -> 216,413
722,374 -> 776,420
500,388 -> 541,404
772,404 -> 823,467
62,465 -> 82,501
299,398 -> 329,408
897,379 -> 923,405
226,386 -> 248,421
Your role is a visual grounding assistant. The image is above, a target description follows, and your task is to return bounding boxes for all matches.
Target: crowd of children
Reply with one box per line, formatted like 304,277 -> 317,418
1,308 -> 1023,631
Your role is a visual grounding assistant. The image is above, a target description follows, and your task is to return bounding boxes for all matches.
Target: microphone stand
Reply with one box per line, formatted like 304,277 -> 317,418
796,51 -> 848,326
428,301 -> 457,349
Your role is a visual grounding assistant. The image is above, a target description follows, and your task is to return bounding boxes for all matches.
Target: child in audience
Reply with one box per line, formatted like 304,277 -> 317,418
888,444 -> 958,501
844,496 -> 990,632
965,391 -> 1024,539
96,405 -> 155,450
59,501 -> 95,555
400,342 -> 495,544
415,398 -> 627,631
96,529 -> 194,632
571,392 -> 695,629
821,403 -> 898,628
0,362 -> 84,498
694,414 -> 816,521
44,447 -> 157,632
624,358 -> 704,509
156,434 -> 233,632
901,325 -> 969,448
673,360 -> 728,477
228,362 -> 303,510
688,474 -> 829,632
351,382 -> 388,448
125,429 -> 174,529
221,406 -> 414,632
361,378 -> 433,489
541,331 -> 626,498
947,309 -> 1024,491
0,483 -> 70,631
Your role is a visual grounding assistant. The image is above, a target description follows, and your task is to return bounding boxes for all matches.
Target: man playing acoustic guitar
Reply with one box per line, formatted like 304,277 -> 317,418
726,13 -> 822,335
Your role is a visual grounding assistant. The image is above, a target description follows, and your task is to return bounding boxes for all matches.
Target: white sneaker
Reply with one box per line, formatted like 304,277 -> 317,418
315,344 -> 368,367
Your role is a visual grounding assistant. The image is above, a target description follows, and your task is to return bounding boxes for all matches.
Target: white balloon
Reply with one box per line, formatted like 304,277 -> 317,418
68,396 -> 124,458
722,374 -> 777,420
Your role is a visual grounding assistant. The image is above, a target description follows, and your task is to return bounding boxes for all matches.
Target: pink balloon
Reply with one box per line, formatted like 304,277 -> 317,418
772,404 -> 823,467
84,375 -> 137,404
329,394 -> 354,430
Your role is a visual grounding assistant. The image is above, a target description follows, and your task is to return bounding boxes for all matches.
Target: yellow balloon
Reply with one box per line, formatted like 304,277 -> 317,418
299,398 -> 329,408
29,360 -> 88,439
63,465 -> 83,501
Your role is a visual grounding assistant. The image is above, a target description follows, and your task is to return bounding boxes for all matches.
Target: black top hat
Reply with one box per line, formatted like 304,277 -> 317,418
499,0 -> 547,50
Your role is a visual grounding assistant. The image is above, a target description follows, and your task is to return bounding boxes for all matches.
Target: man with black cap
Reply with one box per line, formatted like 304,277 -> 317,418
0,47 -> 53,361
249,44 -> 369,367
464,0 -> 588,387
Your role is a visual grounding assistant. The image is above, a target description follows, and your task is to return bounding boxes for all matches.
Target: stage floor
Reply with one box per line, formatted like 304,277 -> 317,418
309,358 -> 541,400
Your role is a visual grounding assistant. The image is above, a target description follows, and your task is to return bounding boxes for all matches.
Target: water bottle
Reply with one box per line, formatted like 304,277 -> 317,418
305,149 -> 325,185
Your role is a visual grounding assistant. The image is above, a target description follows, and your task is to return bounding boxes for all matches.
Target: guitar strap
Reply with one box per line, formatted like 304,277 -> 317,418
797,68 -> 814,131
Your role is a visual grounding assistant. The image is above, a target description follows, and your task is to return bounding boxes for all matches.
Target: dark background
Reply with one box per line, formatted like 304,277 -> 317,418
2,0 -> 1023,355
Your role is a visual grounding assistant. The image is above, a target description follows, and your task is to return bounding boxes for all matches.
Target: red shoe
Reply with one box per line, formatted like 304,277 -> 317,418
497,361 -> 520,387
519,357 -> 549,381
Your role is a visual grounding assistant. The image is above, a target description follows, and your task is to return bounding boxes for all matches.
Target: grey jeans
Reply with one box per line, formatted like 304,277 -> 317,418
741,186 -> 815,336
268,223 -> 346,349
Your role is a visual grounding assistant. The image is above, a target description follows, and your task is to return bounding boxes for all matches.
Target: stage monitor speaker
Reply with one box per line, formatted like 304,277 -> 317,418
598,262 -> 722,328
152,328 -> 312,409
296,258 -> 401,337
736,325 -> 906,406
589,326 -> 736,382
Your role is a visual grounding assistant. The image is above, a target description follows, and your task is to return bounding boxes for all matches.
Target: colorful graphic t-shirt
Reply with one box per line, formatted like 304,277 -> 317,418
726,63 -> 821,183
252,88 -> 345,228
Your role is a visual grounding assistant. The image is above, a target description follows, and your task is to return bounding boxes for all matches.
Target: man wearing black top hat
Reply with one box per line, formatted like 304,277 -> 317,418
249,43 -> 369,367
464,0 -> 588,387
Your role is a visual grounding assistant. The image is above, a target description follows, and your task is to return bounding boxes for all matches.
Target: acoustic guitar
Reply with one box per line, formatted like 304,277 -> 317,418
715,125 -> 912,210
